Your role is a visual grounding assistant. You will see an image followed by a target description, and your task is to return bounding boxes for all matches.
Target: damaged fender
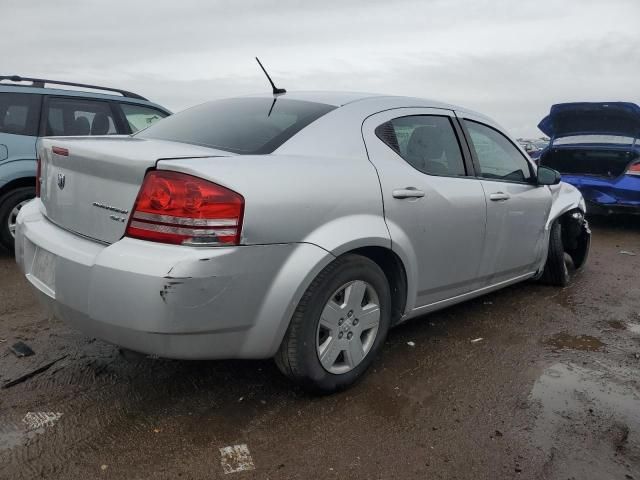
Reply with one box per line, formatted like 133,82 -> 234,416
536,181 -> 590,274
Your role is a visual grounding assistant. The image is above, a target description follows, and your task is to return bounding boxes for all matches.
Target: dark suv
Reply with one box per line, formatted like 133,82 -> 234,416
0,75 -> 171,250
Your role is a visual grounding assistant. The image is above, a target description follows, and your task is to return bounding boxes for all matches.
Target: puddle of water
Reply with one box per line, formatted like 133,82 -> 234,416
543,332 -> 604,351
530,362 -> 640,478
607,320 -> 626,330
607,320 -> 640,334
531,363 -> 639,417
0,420 -> 42,451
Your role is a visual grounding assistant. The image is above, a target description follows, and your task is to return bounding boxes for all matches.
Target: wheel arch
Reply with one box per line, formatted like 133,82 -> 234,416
261,241 -> 412,358
0,176 -> 37,200
347,246 -> 408,326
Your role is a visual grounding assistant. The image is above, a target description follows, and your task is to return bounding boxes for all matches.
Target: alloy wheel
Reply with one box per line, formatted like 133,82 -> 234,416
316,280 -> 381,374
8,199 -> 29,239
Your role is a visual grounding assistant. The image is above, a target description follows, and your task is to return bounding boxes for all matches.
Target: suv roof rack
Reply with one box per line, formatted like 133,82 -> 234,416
0,75 -> 148,101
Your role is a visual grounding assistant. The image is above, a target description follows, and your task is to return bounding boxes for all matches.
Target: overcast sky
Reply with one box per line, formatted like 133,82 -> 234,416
3,0 -> 639,137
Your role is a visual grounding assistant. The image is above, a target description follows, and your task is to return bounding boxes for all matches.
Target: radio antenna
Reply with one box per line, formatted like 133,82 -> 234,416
255,57 -> 286,95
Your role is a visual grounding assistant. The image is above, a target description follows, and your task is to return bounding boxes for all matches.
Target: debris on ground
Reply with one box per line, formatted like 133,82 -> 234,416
10,341 -> 35,357
22,411 -> 63,430
2,355 -> 67,389
220,444 -> 255,474
619,250 -> 637,256
407,341 -> 416,347
471,338 -> 484,343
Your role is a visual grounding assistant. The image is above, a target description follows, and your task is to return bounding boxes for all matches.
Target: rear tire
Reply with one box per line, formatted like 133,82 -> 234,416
540,220 -> 569,287
0,186 -> 35,252
275,254 -> 391,394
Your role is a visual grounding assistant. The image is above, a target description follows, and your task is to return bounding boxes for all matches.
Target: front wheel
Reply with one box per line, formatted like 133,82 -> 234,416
0,186 -> 35,252
275,254 -> 391,393
540,220 -> 570,286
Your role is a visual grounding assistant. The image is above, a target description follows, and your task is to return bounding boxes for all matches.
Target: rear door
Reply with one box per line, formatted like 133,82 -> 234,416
362,108 -> 487,307
459,115 -> 551,284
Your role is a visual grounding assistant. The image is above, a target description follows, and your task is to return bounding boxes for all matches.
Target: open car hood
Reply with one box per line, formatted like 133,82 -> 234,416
538,102 -> 640,139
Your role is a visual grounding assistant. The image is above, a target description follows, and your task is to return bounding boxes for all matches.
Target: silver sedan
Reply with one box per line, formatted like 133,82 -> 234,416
15,92 -> 590,392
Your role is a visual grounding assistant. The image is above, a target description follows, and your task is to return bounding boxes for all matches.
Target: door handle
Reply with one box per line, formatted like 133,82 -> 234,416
489,192 -> 511,201
392,188 -> 425,199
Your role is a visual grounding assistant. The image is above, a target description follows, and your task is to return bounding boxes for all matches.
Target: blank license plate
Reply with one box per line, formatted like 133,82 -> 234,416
31,247 -> 56,294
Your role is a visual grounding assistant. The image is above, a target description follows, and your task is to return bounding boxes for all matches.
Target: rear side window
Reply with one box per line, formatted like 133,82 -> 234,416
375,115 -> 466,176
137,97 -> 336,154
120,103 -> 168,133
464,120 -> 533,183
45,98 -> 117,136
0,93 -> 41,136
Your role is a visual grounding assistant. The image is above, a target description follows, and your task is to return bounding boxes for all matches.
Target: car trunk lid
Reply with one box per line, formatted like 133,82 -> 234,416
38,136 -> 232,244
538,102 -> 640,139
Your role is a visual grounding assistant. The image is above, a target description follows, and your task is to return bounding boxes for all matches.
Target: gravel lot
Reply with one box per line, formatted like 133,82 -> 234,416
1,216 -> 639,480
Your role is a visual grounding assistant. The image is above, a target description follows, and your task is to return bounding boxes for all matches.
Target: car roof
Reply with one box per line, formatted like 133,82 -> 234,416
266,91 -> 505,158
242,90 -> 497,124
0,83 -> 170,113
244,90 -> 460,109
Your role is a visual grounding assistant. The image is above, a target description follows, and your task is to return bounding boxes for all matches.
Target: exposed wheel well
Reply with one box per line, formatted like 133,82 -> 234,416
347,246 -> 408,325
558,208 -> 590,269
0,177 -> 36,200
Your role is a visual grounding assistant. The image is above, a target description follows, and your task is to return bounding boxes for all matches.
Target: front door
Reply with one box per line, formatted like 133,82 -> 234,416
362,108 -> 487,308
460,116 -> 552,284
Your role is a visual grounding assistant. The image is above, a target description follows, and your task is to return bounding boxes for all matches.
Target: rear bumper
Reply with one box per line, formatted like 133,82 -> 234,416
561,174 -> 640,214
15,200 -> 331,359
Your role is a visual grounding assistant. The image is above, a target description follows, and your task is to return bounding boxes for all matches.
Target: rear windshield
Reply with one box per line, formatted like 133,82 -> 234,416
136,97 -> 336,154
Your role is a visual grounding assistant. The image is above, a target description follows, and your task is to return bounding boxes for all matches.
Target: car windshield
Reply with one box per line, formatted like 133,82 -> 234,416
136,97 -> 336,154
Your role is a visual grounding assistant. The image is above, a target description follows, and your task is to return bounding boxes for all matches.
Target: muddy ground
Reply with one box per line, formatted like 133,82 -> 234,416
0,216 -> 639,480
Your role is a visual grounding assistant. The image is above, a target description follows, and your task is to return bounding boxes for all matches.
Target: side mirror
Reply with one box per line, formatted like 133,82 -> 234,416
537,165 -> 561,185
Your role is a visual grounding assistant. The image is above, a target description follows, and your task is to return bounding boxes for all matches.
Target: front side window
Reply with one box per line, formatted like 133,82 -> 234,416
464,120 -> 533,182
46,98 -> 117,136
375,115 -> 466,176
120,103 -> 168,133
0,93 -> 41,136
137,97 -> 336,154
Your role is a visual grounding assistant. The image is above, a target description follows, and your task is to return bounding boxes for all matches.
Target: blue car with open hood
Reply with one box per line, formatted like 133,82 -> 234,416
538,102 -> 640,214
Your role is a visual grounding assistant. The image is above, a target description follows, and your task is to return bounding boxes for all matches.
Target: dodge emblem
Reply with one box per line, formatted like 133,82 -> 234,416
57,173 -> 66,190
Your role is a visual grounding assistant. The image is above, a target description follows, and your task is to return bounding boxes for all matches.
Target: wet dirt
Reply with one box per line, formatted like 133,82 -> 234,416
543,332 -> 605,351
1,215 -> 639,479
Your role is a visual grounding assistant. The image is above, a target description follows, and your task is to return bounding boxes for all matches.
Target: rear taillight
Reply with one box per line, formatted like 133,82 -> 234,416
125,170 -> 244,246
626,162 -> 640,176
51,146 -> 69,156
35,157 -> 42,197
